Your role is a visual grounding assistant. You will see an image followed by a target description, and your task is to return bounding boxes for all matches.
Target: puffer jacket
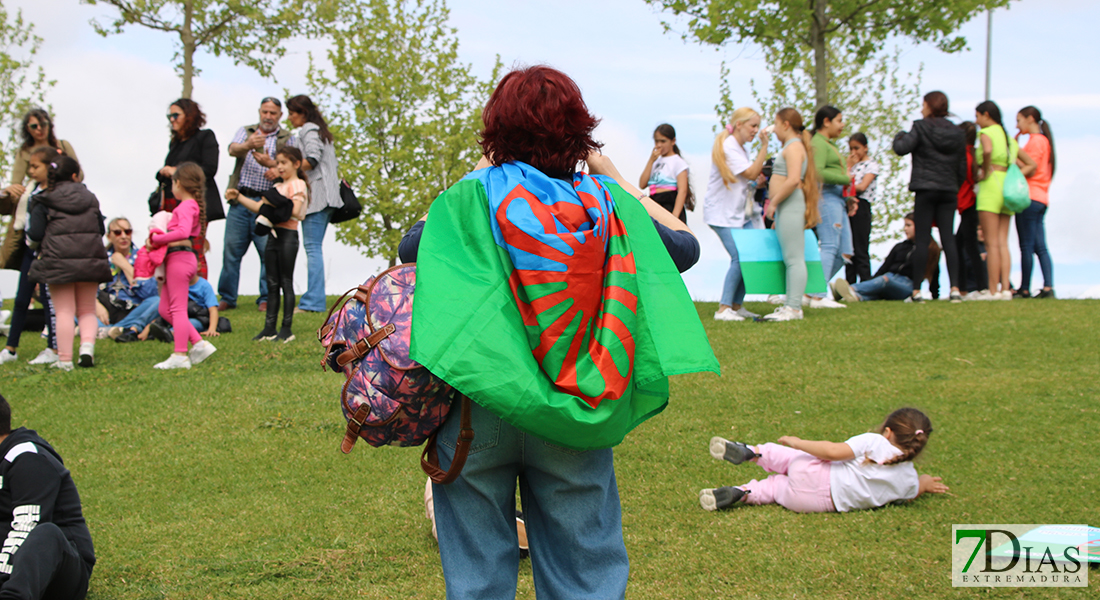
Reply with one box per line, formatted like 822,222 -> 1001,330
893,117 -> 967,193
27,181 -> 112,285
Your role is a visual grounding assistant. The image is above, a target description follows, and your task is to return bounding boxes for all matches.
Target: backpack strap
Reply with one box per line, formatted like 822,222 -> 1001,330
335,323 -> 396,368
420,395 -> 474,485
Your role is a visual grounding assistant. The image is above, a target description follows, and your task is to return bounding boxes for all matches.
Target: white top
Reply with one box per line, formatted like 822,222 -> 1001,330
850,159 -> 880,203
703,136 -> 754,228
828,432 -> 919,512
646,154 -> 689,195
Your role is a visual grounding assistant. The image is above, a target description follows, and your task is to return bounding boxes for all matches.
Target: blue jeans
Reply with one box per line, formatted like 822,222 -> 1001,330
851,273 -> 913,301
710,224 -> 752,306
299,207 -> 334,311
113,295 -> 161,331
217,202 -> 268,307
432,401 -> 629,600
814,185 -> 852,296
1015,200 -> 1053,290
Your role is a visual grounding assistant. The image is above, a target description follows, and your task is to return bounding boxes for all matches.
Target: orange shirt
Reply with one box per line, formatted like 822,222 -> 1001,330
1023,134 -> 1052,204
274,179 -> 308,229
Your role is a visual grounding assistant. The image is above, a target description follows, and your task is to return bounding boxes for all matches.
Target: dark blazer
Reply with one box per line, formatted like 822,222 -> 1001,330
153,129 -> 224,221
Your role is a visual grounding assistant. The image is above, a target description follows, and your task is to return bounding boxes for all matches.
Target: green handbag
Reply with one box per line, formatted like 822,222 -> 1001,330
1003,163 -> 1031,213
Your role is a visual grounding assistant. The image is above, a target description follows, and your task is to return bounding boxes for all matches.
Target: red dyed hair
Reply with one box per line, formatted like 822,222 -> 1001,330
479,66 -> 601,177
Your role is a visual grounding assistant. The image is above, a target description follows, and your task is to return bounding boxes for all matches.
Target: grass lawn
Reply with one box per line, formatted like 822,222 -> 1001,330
2,297 -> 1097,598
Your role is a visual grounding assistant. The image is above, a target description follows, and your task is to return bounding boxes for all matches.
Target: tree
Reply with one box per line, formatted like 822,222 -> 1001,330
648,0 -> 1013,108
306,0 -> 500,266
82,0 -> 325,98
1,1 -> 52,187
716,42 -> 922,247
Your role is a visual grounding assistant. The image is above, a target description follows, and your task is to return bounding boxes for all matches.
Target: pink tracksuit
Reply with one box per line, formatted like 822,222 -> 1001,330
739,443 -> 836,513
150,199 -> 201,353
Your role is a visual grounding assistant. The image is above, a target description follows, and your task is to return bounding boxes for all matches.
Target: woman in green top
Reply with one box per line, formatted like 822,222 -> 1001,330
808,106 -> 851,308
974,100 -> 1035,300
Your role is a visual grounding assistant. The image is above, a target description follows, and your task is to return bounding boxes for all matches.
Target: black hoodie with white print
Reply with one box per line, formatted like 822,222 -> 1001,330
0,428 -> 95,584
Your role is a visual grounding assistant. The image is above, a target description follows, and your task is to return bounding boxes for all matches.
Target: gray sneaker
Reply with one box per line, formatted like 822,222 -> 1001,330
709,437 -> 760,465
699,486 -> 749,511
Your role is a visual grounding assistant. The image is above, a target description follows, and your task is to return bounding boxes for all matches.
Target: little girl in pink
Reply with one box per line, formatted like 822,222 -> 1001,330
147,162 -> 216,370
699,407 -> 949,513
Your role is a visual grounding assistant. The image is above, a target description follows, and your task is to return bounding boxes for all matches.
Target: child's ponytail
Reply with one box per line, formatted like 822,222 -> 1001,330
877,407 -> 933,465
42,154 -> 81,191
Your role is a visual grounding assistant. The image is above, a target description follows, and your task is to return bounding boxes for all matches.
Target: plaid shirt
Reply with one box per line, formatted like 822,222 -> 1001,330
231,126 -> 282,193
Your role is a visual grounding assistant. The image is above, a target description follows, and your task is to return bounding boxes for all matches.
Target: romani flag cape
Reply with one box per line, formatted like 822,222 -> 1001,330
410,162 -> 719,451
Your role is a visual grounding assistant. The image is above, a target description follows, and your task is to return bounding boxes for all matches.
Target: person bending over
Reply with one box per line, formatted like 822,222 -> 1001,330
0,394 -> 95,600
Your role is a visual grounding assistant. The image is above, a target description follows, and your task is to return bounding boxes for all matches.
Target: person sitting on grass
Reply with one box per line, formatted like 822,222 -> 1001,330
0,393 -> 95,600
830,213 -> 939,303
700,407 -> 948,513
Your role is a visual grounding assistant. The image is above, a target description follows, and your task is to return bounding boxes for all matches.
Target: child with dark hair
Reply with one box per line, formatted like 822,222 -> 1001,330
0,393 -> 96,600
638,123 -> 693,223
700,407 -> 948,513
25,155 -> 112,371
228,146 -> 308,342
831,213 -> 939,302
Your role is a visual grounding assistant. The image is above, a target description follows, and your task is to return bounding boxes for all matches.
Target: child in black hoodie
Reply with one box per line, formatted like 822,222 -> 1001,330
832,213 -> 939,302
0,393 -> 95,599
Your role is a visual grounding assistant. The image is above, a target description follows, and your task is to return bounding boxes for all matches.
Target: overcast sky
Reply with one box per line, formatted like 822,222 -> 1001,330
3,0 -> 1098,300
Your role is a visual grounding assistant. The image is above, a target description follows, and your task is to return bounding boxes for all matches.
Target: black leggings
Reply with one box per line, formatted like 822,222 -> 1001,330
955,206 -> 986,292
6,249 -> 56,351
846,197 -> 872,283
263,228 -> 299,330
912,190 -> 959,292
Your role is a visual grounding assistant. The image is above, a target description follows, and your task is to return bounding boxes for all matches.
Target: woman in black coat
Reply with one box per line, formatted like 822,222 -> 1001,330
152,98 -> 222,278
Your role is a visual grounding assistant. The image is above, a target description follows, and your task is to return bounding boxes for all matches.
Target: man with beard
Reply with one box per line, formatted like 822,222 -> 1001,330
218,97 -> 291,312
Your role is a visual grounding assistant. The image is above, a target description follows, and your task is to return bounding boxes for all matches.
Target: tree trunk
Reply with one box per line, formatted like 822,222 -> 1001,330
811,0 -> 828,109
180,0 -> 195,99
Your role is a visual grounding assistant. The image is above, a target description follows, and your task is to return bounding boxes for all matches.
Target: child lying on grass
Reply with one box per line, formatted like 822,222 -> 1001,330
700,407 -> 949,513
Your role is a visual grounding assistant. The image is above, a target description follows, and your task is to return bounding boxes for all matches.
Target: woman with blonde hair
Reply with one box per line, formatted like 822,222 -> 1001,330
704,107 -> 770,321
763,108 -> 821,322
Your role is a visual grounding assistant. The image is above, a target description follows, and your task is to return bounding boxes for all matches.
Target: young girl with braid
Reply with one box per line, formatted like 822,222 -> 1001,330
148,162 -> 217,369
699,407 -> 948,513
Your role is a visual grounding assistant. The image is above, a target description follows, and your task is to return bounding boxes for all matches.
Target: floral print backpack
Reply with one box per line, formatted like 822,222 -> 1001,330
318,264 -> 472,484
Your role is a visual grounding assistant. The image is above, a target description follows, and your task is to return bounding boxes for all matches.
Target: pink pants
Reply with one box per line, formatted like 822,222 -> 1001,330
740,443 -> 836,513
158,250 -> 201,353
49,281 -> 99,362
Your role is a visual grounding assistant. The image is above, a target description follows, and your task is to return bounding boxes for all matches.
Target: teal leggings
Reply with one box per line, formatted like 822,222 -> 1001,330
775,192 -> 807,310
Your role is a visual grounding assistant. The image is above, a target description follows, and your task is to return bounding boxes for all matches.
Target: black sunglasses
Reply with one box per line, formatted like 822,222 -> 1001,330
111,229 -> 133,236
167,113 -> 182,121
28,123 -> 46,130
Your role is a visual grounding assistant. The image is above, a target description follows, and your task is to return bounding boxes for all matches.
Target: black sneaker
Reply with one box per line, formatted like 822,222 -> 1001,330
148,320 -> 173,343
709,437 -> 760,465
276,327 -> 295,343
1036,289 -> 1056,299
253,328 -> 277,342
114,330 -> 140,343
699,487 -> 749,511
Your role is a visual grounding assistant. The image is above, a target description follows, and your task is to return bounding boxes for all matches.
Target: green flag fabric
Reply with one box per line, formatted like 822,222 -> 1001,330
411,162 -> 719,451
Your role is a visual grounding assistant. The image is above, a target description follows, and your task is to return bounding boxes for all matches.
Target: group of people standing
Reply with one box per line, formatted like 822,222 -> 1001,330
0,93 -> 343,370
639,92 -> 1056,317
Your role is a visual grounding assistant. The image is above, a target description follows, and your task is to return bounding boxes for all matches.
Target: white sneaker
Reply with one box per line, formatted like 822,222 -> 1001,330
763,306 -> 803,322
0,349 -> 17,364
51,360 -> 74,372
96,327 -> 110,340
154,354 -> 192,370
735,307 -> 759,319
713,308 -> 745,322
78,343 -> 95,368
809,296 -> 847,309
188,341 -> 217,365
832,279 -> 860,303
997,290 -> 1013,301
766,295 -> 785,305
29,347 -> 59,365
965,290 -> 993,301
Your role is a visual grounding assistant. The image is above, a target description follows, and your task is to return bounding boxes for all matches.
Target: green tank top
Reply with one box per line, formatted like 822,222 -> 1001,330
983,124 -> 1018,167
773,137 -> 807,178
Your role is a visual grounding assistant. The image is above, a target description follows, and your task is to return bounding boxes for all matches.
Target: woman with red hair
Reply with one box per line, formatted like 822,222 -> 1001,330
401,66 -> 718,599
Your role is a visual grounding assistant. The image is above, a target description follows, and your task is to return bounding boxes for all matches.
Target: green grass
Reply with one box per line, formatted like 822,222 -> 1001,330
2,298 -> 1098,599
